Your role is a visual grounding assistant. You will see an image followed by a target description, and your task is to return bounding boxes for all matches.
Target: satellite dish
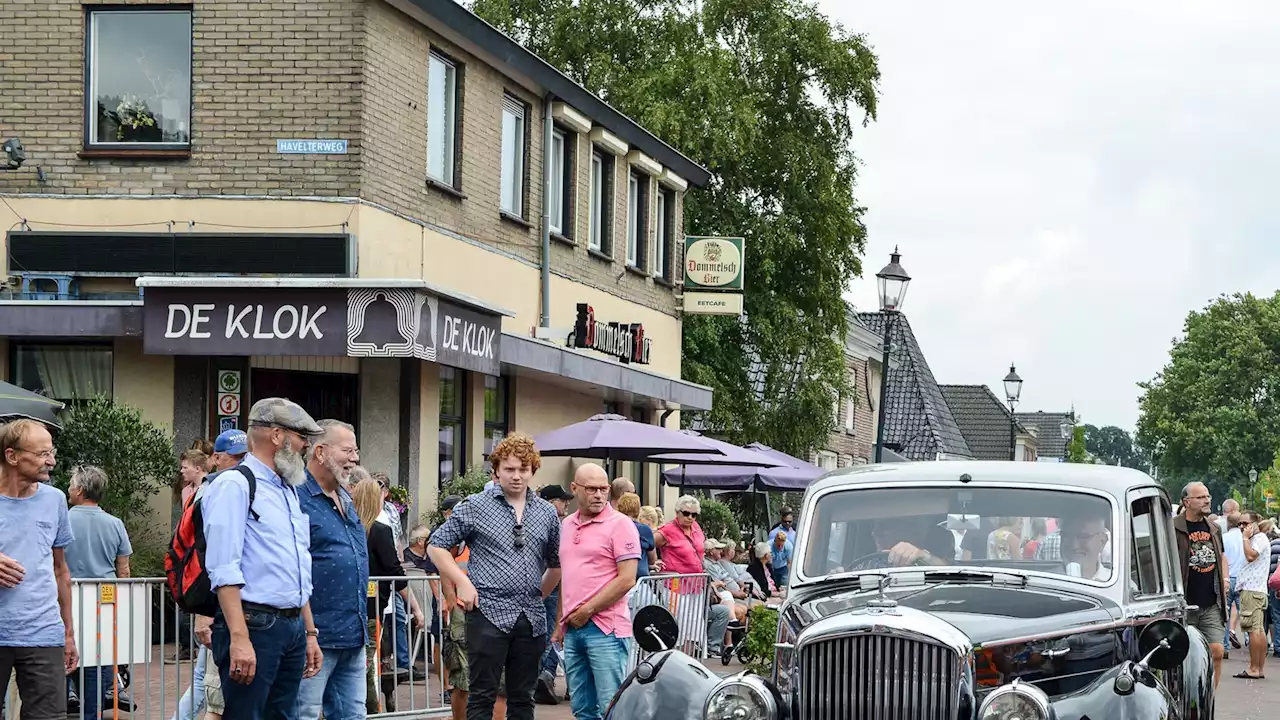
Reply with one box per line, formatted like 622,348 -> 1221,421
633,605 -> 679,653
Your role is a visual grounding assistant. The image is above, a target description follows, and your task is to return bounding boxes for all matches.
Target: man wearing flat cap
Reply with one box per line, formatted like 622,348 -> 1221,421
202,397 -> 326,719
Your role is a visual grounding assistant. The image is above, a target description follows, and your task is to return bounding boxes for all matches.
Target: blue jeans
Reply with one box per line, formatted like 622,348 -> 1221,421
294,645 -> 367,720
707,603 -> 732,654
69,665 -> 111,720
212,608 -> 306,720
541,591 -> 560,677
1225,577 -> 1241,645
172,647 -> 207,720
394,594 -> 411,668
1271,590 -> 1280,654
563,623 -> 631,720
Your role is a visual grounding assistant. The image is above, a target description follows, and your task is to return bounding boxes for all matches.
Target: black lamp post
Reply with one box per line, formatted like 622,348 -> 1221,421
1003,363 -> 1023,461
873,248 -> 911,463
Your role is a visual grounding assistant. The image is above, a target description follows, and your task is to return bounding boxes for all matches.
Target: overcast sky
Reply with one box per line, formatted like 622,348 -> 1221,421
821,1 -> 1280,431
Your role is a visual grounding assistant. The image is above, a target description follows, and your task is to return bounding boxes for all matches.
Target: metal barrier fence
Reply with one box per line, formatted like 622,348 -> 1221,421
628,572 -> 712,671
2,575 -> 452,720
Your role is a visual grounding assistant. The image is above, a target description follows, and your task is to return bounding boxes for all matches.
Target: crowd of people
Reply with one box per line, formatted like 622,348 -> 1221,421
0,396 -> 796,720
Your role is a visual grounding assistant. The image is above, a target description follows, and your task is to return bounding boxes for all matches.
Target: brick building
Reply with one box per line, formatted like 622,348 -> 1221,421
0,0 -> 711,522
817,307 -> 884,469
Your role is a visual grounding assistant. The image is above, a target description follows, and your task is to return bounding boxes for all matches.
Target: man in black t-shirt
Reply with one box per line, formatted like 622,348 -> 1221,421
1174,481 -> 1229,689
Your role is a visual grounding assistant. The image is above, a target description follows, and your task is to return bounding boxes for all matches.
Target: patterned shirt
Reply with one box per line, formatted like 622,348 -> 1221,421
298,472 -> 369,650
430,486 -> 560,634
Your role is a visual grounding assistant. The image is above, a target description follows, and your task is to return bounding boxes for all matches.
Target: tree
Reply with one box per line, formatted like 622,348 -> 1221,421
50,395 -> 175,527
1065,425 -> 1089,464
1136,292 -> 1280,486
1083,424 -> 1141,468
470,0 -> 879,457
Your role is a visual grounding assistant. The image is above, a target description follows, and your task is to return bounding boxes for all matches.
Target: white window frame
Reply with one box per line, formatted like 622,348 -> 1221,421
86,8 -> 193,148
653,190 -> 668,278
500,95 -> 526,217
549,130 -> 566,235
427,52 -> 458,185
626,172 -> 640,266
844,397 -> 855,432
817,451 -> 838,472
589,151 -> 605,251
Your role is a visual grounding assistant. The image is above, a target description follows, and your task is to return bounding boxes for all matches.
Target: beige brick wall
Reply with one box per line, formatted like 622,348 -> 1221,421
359,0 -> 681,317
1,0 -> 683,316
0,0 -> 364,198
827,355 -> 875,465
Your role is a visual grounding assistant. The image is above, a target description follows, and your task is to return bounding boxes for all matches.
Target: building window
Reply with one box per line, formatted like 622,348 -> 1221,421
439,367 -> 466,488
500,94 -> 527,217
549,130 -> 577,236
626,171 -> 650,269
86,8 -> 192,148
589,150 -> 614,254
817,451 -> 838,472
427,52 -> 459,186
482,375 -> 509,459
11,344 -> 113,405
654,188 -> 674,280
844,396 -> 855,432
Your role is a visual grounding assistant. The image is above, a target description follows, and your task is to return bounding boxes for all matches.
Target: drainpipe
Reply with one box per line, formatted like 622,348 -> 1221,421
540,93 -> 554,329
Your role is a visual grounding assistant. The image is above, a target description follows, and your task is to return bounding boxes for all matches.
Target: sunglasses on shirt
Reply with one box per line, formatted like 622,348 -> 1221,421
513,524 -> 526,549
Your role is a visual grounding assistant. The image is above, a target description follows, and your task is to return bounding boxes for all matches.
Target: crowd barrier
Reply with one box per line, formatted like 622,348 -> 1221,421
628,572 -> 712,671
1,575 -> 451,720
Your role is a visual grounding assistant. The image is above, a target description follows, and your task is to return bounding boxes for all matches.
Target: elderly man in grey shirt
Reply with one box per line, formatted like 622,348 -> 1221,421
64,465 -> 133,718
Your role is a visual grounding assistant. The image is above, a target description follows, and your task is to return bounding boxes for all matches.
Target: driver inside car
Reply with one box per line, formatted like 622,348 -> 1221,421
870,515 -> 955,567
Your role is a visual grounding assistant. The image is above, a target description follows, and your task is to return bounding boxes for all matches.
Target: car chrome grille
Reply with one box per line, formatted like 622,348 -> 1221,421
799,634 -> 959,719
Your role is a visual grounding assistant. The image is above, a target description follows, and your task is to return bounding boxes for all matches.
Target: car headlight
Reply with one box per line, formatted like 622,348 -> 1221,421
978,678 -> 1051,720
704,675 -> 777,720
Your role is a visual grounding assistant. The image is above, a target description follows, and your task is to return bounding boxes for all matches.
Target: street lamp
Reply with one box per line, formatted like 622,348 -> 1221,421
874,248 -> 911,463
1003,363 -> 1023,461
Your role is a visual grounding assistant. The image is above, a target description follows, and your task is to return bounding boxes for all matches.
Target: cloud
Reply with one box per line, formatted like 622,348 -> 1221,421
826,0 -> 1280,430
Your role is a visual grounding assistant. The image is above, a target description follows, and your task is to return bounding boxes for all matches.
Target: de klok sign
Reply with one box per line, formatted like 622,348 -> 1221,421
143,287 -> 501,375
569,303 -> 651,365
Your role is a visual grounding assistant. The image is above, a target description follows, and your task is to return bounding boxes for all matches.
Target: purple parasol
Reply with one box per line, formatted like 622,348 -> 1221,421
661,441 -> 823,491
533,414 -> 773,464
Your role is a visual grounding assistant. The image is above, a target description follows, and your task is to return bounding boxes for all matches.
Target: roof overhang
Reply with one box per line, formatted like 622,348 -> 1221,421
390,0 -> 710,188
0,300 -> 143,337
135,276 -> 514,318
501,332 -> 712,411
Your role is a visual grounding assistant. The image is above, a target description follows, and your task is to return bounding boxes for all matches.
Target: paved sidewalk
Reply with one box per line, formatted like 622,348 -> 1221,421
1216,648 -> 1280,720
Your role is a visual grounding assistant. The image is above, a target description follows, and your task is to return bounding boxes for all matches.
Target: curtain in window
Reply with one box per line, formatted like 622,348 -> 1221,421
28,346 -> 112,401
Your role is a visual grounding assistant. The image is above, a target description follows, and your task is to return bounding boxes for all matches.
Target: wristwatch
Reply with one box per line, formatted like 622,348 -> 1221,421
305,629 -> 319,638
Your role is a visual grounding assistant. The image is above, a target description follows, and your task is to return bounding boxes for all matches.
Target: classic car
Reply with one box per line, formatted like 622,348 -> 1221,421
608,461 -> 1215,720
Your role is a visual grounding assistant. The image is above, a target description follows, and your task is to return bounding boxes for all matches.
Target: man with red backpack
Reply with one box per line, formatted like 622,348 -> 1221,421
202,398 -> 324,718
172,428 -> 246,720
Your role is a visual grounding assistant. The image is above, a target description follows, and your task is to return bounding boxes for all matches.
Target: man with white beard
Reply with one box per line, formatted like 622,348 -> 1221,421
294,420 -> 368,720
203,397 -> 325,719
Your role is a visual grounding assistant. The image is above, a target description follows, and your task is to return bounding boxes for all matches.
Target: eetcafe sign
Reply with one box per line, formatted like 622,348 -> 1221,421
684,236 -> 745,291
569,303 -> 651,365
143,287 -> 501,376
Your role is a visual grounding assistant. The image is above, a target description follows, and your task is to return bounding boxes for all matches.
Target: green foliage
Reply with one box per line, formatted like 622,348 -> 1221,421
1083,424 -> 1142,468
1065,426 -> 1089,464
696,497 -> 740,544
51,395 -> 174,527
744,604 -> 778,675
1137,293 -> 1280,484
424,464 -> 491,528
719,491 -> 804,539
470,0 -> 877,459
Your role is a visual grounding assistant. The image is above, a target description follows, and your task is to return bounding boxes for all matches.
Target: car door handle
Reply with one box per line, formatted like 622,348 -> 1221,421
1040,647 -> 1071,658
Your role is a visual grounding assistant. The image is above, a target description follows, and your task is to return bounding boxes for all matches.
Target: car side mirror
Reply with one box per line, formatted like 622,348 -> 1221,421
1138,618 -> 1190,671
634,605 -> 680,653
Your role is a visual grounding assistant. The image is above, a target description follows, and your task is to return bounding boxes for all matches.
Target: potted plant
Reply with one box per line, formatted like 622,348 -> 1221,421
115,96 -> 161,142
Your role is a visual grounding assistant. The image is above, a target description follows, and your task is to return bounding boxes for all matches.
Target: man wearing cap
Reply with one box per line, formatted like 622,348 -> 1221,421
174,428 -> 248,720
536,484 -> 573,705
294,420 -> 368,720
203,398 -> 325,718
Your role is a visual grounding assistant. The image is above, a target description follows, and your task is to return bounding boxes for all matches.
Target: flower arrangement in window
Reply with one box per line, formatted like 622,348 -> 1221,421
114,96 -> 157,141
386,483 -> 410,516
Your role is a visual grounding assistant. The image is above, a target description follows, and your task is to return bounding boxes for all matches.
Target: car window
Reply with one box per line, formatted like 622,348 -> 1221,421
1130,496 -> 1163,595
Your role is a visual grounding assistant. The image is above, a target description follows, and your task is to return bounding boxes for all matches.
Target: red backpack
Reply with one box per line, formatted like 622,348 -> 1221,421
165,466 -> 258,616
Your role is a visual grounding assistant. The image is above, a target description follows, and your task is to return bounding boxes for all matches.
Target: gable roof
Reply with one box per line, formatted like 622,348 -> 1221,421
856,312 -> 972,461
400,0 -> 710,188
1014,411 -> 1077,459
938,385 -> 1031,461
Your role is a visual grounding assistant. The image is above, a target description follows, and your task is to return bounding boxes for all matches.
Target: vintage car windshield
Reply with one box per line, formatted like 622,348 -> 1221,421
801,485 -> 1117,582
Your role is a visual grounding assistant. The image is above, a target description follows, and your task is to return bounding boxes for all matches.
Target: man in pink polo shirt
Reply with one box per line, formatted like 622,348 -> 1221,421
553,463 -> 640,720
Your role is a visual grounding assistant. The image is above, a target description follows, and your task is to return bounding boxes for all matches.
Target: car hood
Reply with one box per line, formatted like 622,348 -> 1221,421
791,582 -> 1120,646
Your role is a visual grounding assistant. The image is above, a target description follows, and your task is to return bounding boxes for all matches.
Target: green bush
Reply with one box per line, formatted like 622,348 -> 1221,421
51,395 -> 175,526
745,605 -> 778,675
423,464 -> 491,528
697,497 -> 740,545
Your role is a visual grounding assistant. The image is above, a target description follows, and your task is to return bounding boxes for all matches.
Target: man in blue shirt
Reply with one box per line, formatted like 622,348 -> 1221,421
294,419 -> 368,720
0,419 -> 77,719
203,398 -> 325,719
